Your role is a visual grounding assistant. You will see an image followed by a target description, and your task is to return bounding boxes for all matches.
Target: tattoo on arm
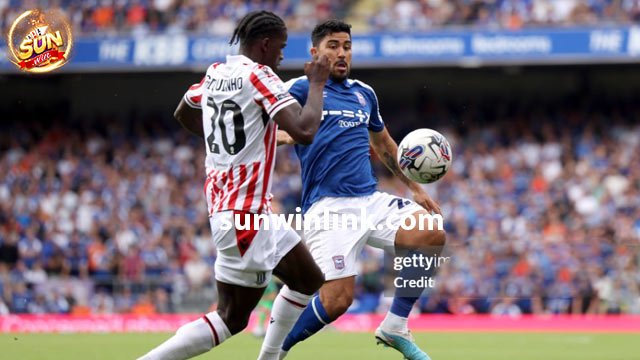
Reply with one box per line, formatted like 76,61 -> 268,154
383,151 -> 403,178
383,151 -> 416,189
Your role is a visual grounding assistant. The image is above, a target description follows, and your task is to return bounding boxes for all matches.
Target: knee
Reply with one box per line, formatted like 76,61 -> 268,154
398,228 -> 446,250
218,311 -> 249,335
288,267 -> 325,296
414,224 -> 447,247
426,229 -> 446,247
303,269 -> 325,295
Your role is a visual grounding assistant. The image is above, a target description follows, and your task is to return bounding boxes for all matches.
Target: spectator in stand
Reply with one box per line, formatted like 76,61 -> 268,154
183,250 -> 212,291
0,298 -> 9,315
0,231 -> 19,268
140,238 -> 169,280
18,226 -> 42,269
9,282 -> 32,314
131,290 -> 157,315
153,287 -> 173,313
62,231 -> 90,279
114,286 -> 136,313
91,289 -> 115,314
120,243 -> 145,287
491,297 -> 522,317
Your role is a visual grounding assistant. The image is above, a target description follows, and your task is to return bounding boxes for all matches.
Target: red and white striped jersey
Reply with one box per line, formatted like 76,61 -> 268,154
184,55 -> 298,215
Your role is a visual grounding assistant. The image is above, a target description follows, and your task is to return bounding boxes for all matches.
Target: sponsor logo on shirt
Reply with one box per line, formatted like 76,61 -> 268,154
323,109 -> 370,128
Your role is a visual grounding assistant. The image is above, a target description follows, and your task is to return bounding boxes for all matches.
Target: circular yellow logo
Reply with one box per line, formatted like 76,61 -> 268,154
7,9 -> 73,73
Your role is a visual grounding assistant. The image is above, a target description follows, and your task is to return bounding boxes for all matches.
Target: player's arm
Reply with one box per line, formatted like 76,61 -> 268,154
370,128 -> 441,214
175,75 -> 206,137
174,99 -> 203,137
276,130 -> 295,146
272,55 -> 330,145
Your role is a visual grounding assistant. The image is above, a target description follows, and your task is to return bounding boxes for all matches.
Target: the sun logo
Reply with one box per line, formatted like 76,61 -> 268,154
7,9 -> 73,73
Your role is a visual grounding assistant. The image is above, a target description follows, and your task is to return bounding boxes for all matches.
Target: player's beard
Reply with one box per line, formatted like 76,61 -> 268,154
330,61 -> 350,82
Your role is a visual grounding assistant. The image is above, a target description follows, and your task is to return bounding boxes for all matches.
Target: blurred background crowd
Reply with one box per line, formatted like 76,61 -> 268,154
1,92 -> 639,316
2,0 -> 640,36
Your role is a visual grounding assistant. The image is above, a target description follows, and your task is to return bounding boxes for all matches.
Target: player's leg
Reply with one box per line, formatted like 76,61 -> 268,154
318,276 -> 356,318
256,233 -> 324,360
278,276 -> 355,358
278,198 -> 368,358
272,240 -> 325,296
138,211 -> 275,360
368,193 -> 446,360
137,281 -> 265,360
375,210 -> 444,360
393,210 -> 446,251
382,207 -> 446,328
217,281 -> 268,334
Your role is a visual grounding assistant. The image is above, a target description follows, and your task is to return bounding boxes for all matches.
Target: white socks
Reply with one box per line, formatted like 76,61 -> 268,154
257,285 -> 312,360
137,311 -> 231,360
136,287 -> 312,360
380,311 -> 409,333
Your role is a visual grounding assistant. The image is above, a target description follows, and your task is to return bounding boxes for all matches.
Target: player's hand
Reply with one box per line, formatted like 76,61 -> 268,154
276,130 -> 295,146
412,188 -> 441,215
304,54 -> 330,85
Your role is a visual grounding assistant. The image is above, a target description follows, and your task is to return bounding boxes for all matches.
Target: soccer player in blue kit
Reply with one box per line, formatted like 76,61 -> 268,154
257,20 -> 446,360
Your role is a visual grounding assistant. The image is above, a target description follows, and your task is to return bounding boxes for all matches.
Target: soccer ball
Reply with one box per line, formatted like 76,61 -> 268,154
397,128 -> 452,184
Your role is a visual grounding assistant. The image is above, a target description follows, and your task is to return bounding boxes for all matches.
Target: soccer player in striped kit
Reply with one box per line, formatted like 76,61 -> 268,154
137,11 -> 330,360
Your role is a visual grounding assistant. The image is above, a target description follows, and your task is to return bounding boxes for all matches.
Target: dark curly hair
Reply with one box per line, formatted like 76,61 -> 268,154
229,11 -> 287,47
311,19 -> 352,47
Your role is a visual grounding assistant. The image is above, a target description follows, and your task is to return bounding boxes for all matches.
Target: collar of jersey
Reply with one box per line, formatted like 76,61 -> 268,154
327,77 -> 352,88
226,54 -> 253,65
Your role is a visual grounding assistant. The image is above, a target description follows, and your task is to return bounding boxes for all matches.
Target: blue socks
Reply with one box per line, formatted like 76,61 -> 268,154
391,250 -> 434,318
390,295 -> 417,318
282,295 -> 331,351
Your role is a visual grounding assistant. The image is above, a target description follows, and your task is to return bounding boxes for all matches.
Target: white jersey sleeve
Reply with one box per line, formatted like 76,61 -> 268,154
183,76 -> 206,109
249,65 -> 297,118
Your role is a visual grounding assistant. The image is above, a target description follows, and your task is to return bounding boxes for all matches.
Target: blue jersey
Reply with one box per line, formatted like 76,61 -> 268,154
285,77 -> 385,213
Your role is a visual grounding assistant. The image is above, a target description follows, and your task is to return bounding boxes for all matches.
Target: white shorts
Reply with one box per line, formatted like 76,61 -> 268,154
303,191 -> 423,281
210,210 -> 301,288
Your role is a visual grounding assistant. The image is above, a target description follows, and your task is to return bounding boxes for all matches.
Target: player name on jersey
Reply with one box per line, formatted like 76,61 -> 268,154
206,76 -> 243,92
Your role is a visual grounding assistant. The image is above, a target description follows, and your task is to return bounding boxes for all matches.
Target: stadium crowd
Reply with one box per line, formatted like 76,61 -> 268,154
367,0 -> 640,31
0,0 -> 345,36
2,0 -> 640,36
1,96 -> 639,316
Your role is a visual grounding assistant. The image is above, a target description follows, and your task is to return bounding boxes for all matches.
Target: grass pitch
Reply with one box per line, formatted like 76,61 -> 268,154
1,331 -> 637,360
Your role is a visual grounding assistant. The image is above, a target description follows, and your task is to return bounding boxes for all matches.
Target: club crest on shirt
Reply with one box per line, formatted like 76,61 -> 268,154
332,255 -> 345,270
354,91 -> 367,107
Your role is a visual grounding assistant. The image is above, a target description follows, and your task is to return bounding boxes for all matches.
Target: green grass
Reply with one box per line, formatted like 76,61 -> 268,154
1,331 -> 638,360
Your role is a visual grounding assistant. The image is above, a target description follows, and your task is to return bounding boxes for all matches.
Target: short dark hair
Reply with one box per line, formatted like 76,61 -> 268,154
311,19 -> 352,47
229,11 -> 287,47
